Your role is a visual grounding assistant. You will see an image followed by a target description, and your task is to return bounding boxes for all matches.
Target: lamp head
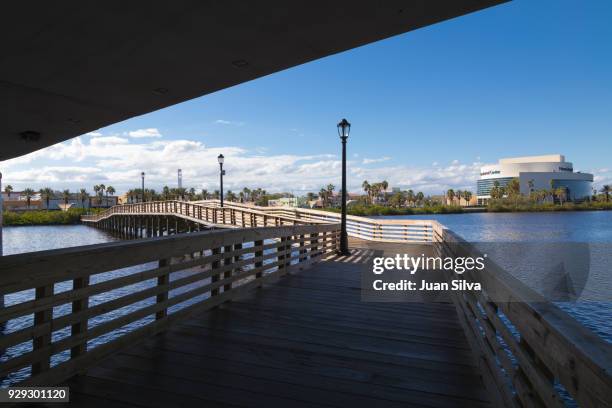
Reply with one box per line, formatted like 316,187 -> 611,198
218,154 -> 225,164
337,118 -> 351,139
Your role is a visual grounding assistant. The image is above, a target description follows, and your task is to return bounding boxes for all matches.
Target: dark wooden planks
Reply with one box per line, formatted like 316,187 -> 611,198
61,241 -> 490,408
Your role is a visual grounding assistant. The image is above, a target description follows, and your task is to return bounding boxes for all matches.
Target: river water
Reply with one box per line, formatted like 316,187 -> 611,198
374,211 -> 612,342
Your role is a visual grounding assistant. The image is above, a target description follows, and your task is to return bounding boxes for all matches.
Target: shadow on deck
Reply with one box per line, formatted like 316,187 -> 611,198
57,239 -> 490,408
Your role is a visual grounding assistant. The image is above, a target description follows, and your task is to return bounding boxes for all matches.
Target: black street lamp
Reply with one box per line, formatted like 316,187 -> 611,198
141,171 -> 145,203
218,154 -> 225,207
337,118 -> 351,255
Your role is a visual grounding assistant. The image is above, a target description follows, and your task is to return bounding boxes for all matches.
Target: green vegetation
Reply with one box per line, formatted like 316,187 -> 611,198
126,186 -> 285,206
324,204 -> 464,216
487,198 -> 612,212
2,208 -> 101,226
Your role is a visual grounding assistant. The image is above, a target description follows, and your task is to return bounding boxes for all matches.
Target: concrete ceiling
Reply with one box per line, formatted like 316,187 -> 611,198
1,0 -> 507,160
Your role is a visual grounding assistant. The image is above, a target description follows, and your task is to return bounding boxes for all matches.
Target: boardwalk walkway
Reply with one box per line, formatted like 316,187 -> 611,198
57,240 -> 490,408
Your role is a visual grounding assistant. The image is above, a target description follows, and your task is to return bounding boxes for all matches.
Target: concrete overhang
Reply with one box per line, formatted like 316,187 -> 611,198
1,1 -> 508,160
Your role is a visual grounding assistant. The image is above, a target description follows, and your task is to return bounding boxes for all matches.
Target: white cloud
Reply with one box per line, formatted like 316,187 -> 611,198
215,119 -> 244,126
86,131 -> 103,137
592,168 -> 612,189
362,157 -> 391,165
127,128 -> 162,138
0,132 -> 483,195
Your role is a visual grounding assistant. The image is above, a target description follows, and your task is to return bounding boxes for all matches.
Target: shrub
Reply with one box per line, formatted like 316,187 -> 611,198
2,208 -> 98,226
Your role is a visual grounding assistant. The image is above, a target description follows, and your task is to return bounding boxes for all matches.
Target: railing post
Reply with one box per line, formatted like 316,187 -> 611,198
299,234 -> 306,262
211,247 -> 221,297
71,277 -> 90,359
277,237 -> 286,274
223,244 -> 233,292
156,258 -> 170,320
32,284 -> 53,375
254,240 -> 264,279
310,231 -> 319,260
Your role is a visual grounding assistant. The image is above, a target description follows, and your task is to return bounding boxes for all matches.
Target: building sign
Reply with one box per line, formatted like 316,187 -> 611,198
480,170 -> 501,176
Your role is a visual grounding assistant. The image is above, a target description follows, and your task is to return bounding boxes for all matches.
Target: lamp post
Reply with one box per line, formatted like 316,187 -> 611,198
141,172 -> 145,203
337,118 -> 351,255
218,154 -> 225,207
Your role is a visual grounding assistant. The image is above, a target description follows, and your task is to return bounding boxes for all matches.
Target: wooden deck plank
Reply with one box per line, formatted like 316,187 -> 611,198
59,241 -> 490,408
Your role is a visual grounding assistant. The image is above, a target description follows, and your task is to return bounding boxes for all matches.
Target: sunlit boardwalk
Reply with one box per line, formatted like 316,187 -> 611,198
55,240 -> 491,408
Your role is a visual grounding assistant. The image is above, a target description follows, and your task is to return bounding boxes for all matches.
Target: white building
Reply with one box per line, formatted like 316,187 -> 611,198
477,154 -> 593,204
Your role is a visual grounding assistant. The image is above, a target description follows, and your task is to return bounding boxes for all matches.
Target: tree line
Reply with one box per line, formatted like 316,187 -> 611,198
3,184 -> 116,208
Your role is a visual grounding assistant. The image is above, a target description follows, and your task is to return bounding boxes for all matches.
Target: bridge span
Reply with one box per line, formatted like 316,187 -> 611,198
0,202 -> 609,407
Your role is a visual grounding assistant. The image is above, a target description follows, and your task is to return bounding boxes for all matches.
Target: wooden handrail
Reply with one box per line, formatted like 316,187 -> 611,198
0,223 -> 340,386
83,200 -> 435,243
432,223 -> 612,408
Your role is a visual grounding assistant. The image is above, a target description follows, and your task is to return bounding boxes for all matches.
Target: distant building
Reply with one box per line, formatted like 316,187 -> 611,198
477,154 -> 593,205
268,197 -> 298,207
1,191 -> 43,210
1,191 -> 118,211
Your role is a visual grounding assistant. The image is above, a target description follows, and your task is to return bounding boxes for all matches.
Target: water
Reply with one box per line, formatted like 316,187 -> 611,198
374,211 -> 612,342
2,225 -> 118,255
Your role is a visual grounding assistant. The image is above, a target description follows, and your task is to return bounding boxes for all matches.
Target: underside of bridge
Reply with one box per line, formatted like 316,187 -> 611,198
2,0 -> 507,161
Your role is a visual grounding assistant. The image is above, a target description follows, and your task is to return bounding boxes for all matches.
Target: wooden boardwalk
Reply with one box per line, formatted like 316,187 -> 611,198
51,239 -> 490,408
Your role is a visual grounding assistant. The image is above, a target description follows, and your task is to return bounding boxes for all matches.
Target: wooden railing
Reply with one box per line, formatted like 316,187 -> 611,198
0,223 -> 340,386
95,200 -> 435,243
82,200 -> 319,228
432,223 -> 612,408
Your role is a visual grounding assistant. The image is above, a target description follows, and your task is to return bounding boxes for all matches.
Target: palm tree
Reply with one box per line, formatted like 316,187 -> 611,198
106,186 -> 115,206
242,187 -> 251,202
490,181 -> 504,200
97,184 -> 106,206
406,189 -> 415,207
93,185 -> 100,207
380,180 -> 389,202
4,184 -> 13,199
161,186 -> 171,200
79,189 -> 88,208
319,188 -> 328,207
446,189 -> 455,205
456,190 -> 463,206
601,185 -> 611,202
325,184 -> 335,206
201,189 -> 209,200
556,187 -> 567,204
416,192 -> 424,206
39,187 -> 54,210
62,189 -> 71,206
462,190 -> 472,206
23,188 -> 35,208
527,179 -> 535,194
361,180 -> 372,204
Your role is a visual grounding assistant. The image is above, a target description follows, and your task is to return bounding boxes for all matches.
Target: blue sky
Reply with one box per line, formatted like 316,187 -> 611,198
2,0 -> 611,195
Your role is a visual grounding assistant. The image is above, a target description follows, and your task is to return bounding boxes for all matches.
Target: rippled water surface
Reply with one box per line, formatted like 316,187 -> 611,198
374,211 -> 612,342
2,224 -> 119,255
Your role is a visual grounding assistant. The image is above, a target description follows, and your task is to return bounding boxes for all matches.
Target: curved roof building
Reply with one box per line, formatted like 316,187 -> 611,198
477,154 -> 593,204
